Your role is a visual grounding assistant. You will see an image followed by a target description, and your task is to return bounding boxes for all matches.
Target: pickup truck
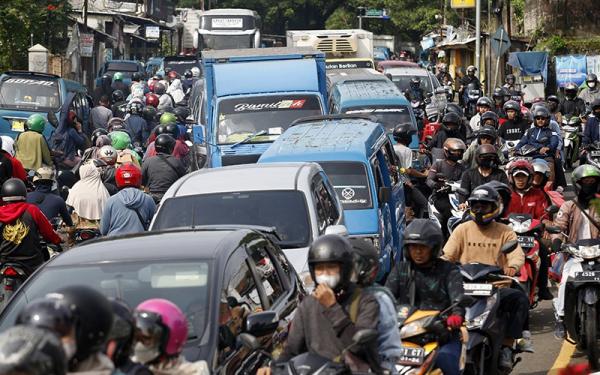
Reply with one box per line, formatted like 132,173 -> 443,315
192,47 -> 328,169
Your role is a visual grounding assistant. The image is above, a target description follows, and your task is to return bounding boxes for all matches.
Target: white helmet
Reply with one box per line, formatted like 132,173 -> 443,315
191,67 -> 201,78
98,145 -> 118,166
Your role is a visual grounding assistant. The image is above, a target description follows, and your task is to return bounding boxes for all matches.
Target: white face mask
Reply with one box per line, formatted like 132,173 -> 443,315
62,341 -> 76,361
589,82 -> 597,88
315,274 -> 340,289
133,342 -> 160,364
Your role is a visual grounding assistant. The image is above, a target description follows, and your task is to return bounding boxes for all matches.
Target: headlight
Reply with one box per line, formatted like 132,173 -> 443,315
466,310 -> 490,330
509,219 -> 531,233
576,245 -> 600,260
399,316 -> 433,339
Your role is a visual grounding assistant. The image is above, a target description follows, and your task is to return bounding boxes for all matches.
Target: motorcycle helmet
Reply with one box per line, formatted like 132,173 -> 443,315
2,178 -> 27,202
167,71 -> 179,81
107,299 -> 136,367
572,164 -> 600,201
98,145 -> 118,166
154,82 -> 166,96
134,298 -> 188,362
480,111 -> 499,128
492,87 -> 506,104
148,80 -> 157,93
441,112 -> 461,134
191,67 -> 201,78
403,219 -> 444,259
155,134 -> 176,154
47,285 -> 113,368
146,93 -> 159,108
467,65 -> 477,75
475,144 -> 499,168
410,77 -> 421,89
110,131 -> 131,151
482,181 -> 512,217
507,159 -> 534,187
467,185 -> 501,225
476,96 -> 493,109
107,117 -> 125,132
128,100 -> 144,116
586,73 -> 598,89
531,159 -> 551,188
173,107 -> 190,124
143,106 -> 158,122
113,72 -> 124,82
505,74 -> 516,85
91,128 -> 109,147
183,70 -> 193,79
27,114 -> 46,134
0,325 -> 67,375
392,123 -> 416,144
111,90 -> 124,104
532,106 -> 550,127
115,163 -> 142,189
308,234 -> 354,292
443,138 -> 466,162
546,95 -> 559,104
160,112 -> 177,125
132,72 -> 142,82
564,82 -> 578,99
443,103 -> 464,118
503,100 -> 521,115
101,74 -> 112,86
165,123 -> 181,139
477,125 -> 498,145
349,238 -> 379,286
33,166 -> 54,184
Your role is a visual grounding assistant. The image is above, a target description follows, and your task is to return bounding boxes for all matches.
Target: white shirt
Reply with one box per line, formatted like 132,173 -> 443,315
578,209 -> 592,240
393,144 -> 413,169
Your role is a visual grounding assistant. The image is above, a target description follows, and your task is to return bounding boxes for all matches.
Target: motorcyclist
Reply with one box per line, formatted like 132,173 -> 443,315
133,298 -> 210,375
443,185 -> 528,370
156,83 -> 175,113
460,144 -> 508,202
101,163 -> 156,236
26,166 -> 73,227
97,145 -> 118,192
582,98 -> 600,149
462,124 -> 504,168
66,162 -> 110,236
404,77 -> 425,103
427,112 -> 467,154
578,73 -> 600,106
469,97 -> 493,132
506,159 -> 549,219
141,134 -> 186,204
393,124 -> 428,218
503,74 -> 517,91
557,83 -> 586,123
385,219 -> 465,375
81,128 -> 109,164
546,95 -> 560,121
173,107 -> 191,138
146,93 -> 159,109
552,164 -> 600,339
15,114 -> 53,170
492,87 -> 508,117
0,325 -> 67,375
144,120 -> 190,167
110,131 -> 141,168
90,95 -> 113,130
124,100 -> 149,148
111,90 -> 128,119
459,65 -> 481,106
0,178 -> 61,272
531,158 -> 564,207
436,64 -> 453,86
106,299 -> 153,375
349,238 -> 403,372
182,69 -> 194,93
111,72 -> 130,98
93,74 -> 113,105
515,106 -> 559,181
498,100 -> 529,144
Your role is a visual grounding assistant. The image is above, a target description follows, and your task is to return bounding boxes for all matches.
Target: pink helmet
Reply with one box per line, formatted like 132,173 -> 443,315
135,299 -> 188,356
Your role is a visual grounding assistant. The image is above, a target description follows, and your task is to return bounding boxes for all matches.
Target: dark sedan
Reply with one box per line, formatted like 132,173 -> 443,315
0,227 -> 305,374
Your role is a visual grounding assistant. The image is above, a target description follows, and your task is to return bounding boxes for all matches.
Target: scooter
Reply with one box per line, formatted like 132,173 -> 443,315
465,83 -> 482,120
427,178 -> 466,235
561,115 -> 582,170
72,228 -> 101,244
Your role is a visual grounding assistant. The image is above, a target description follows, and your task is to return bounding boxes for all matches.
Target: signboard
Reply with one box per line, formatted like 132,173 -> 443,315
79,33 -> 94,58
491,26 -> 511,56
325,60 -> 373,70
145,26 -> 160,39
211,18 -> 243,29
451,0 -> 475,8
555,55 -> 587,87
363,9 -> 390,19
587,55 -> 600,77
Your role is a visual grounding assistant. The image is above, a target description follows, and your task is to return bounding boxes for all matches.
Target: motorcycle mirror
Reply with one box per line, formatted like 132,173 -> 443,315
237,333 -> 261,351
47,111 -> 59,127
545,225 -> 562,234
352,329 -> 378,346
501,240 -> 519,254
545,205 -> 559,215
427,92 -> 434,98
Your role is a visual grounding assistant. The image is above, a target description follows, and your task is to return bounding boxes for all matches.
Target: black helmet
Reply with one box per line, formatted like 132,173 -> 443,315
308,234 -> 354,292
111,90 -> 124,103
154,124 -> 167,136
467,185 -> 501,225
91,128 -> 109,147
173,107 -> 190,124
546,95 -> 560,104
143,106 -> 158,122
441,112 -> 461,133
0,325 -> 67,375
101,74 -> 112,85
155,134 -> 176,154
476,97 -> 493,108
443,103 -> 464,117
1,178 -> 27,202
477,125 -> 498,143
410,77 -> 421,87
164,123 -> 180,139
532,106 -> 550,124
503,100 -> 521,113
592,98 -> 600,111
132,72 -> 142,82
392,123 -> 416,143
349,238 -> 379,286
587,73 -> 598,88
480,111 -> 499,128
16,297 -> 76,339
492,87 -> 507,102
184,69 -> 193,79
128,100 -> 144,116
154,82 -> 166,95
482,181 -> 512,217
475,144 -> 499,168
565,82 -> 578,98
505,74 -> 516,85
403,219 -> 444,259
48,285 -> 113,368
107,299 -> 135,367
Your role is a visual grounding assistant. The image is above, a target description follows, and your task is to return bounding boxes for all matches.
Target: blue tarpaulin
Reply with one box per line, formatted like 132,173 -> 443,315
507,51 -> 549,82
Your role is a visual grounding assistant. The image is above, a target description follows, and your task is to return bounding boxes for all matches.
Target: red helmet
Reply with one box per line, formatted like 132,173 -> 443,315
146,93 -> 159,108
167,71 -> 178,80
115,163 -> 142,189
148,80 -> 157,93
507,159 -> 534,186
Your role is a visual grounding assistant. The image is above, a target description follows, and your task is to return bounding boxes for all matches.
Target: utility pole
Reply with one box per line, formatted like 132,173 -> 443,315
475,0 -> 481,73
357,7 -> 365,29
83,0 -> 88,28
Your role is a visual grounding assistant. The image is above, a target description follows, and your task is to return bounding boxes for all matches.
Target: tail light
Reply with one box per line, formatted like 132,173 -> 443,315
2,267 -> 18,277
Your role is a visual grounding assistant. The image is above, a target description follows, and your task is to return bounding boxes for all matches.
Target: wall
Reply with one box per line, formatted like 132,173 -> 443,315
524,0 -> 598,37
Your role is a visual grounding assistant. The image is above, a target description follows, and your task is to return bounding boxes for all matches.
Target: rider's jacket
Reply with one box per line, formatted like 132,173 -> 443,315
506,188 -> 549,220
516,126 -> 559,153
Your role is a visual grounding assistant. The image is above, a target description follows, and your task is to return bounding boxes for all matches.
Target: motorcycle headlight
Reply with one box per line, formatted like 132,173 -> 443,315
509,219 -> 531,233
466,310 -> 490,330
576,245 -> 600,260
400,316 -> 434,339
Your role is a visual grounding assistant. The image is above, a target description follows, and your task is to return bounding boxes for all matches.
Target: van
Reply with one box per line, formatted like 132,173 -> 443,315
258,115 -> 405,279
0,71 -> 89,139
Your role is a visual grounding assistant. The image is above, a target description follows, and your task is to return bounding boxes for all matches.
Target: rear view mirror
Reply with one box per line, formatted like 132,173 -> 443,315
352,329 -> 378,345
427,92 -> 434,98
238,333 -> 261,351
378,186 -> 392,204
325,225 -> 349,236
244,311 -> 279,337
501,240 -> 519,254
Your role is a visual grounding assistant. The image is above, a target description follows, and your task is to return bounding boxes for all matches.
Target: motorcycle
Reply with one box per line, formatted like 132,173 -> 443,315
465,83 -> 482,119
428,178 -> 467,236
585,141 -> 600,169
412,99 -> 426,134
461,241 -> 523,375
396,296 -> 473,374
0,261 -> 30,310
561,115 -> 582,170
72,228 -> 101,244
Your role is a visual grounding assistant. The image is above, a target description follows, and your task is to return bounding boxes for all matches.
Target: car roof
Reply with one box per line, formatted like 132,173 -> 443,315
46,229 -> 256,266
332,80 -> 408,107
377,60 -> 420,69
384,66 -> 430,77
167,162 -> 321,196
259,118 -> 385,163
327,70 -> 388,86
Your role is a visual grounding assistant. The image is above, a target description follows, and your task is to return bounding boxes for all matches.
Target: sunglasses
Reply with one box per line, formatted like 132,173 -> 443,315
534,117 -> 546,120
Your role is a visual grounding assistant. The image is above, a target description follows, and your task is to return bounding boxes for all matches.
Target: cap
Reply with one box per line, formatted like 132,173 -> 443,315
33,166 -> 53,182
512,169 -> 530,177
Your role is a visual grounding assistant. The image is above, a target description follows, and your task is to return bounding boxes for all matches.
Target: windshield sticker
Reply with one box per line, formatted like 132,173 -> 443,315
212,18 -> 243,28
335,185 -> 368,205
346,108 -> 407,114
4,78 -> 56,87
233,99 -> 309,112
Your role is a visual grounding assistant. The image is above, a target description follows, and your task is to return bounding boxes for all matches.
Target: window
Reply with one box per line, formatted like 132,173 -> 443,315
248,246 -> 285,307
319,161 -> 372,210
371,157 -> 385,206
312,174 -> 340,234
382,141 -> 401,186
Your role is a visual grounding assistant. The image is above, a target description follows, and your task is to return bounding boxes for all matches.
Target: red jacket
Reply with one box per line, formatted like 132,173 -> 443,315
506,188 -> 549,220
7,154 -> 27,182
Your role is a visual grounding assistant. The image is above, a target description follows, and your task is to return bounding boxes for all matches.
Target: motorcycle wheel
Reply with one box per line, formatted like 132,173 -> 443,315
585,303 -> 599,370
565,146 -> 573,170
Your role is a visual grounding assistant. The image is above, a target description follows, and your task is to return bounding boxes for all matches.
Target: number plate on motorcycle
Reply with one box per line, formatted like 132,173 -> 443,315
397,347 -> 425,366
463,283 -> 493,296
574,271 -> 600,281
591,151 -> 600,157
518,236 -> 535,248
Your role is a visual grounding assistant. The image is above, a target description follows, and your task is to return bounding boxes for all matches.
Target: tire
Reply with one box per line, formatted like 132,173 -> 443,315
585,303 -> 599,370
565,146 -> 573,170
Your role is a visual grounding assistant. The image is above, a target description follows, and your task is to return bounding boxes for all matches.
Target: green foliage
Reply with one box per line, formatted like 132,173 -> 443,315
534,36 -> 600,55
0,0 -> 71,71
512,0 -> 525,34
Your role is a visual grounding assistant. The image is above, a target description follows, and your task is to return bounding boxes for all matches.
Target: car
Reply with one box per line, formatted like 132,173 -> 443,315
95,60 -> 144,88
150,162 -> 347,278
375,60 -> 420,71
145,57 -> 164,77
259,115 -> 406,280
0,227 -> 304,373
157,55 -> 201,77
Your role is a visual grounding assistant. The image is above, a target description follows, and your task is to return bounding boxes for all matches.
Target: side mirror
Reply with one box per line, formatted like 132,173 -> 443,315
237,333 -> 261,351
545,225 -> 562,235
424,98 -> 432,105
352,329 -> 378,346
501,240 -> 519,254
546,205 -> 559,215
435,87 -> 447,95
324,225 -> 349,236
47,112 -> 58,127
378,186 -> 392,204
244,311 -> 279,337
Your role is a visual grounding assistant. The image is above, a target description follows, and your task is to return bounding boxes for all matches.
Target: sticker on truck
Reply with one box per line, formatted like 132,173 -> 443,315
211,18 -> 243,29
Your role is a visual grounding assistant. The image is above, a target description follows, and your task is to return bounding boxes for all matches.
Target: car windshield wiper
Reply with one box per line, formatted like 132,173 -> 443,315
230,129 -> 267,148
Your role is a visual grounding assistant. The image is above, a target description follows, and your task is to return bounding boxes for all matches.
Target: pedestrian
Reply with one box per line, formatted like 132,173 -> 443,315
66,162 -> 110,235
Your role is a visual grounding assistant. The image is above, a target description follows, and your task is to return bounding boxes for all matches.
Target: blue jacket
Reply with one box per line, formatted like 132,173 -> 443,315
516,126 -> 559,152
366,287 -> 403,368
125,115 -> 149,147
100,188 -> 156,236
26,184 -> 73,226
583,116 -> 600,146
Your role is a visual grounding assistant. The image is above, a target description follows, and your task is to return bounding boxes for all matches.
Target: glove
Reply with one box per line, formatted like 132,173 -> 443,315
446,314 -> 464,329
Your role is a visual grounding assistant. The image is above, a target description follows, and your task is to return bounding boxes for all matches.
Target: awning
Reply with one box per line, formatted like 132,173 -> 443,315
119,13 -> 172,31
438,37 -> 477,49
75,21 -> 116,42
123,24 -> 140,34
507,52 -> 549,82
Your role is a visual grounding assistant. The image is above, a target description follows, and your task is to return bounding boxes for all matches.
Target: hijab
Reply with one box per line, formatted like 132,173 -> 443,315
66,163 -> 110,220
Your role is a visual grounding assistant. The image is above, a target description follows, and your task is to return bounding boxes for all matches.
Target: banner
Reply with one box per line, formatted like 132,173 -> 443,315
587,55 -> 600,76
555,55 -> 587,87
79,33 -> 94,58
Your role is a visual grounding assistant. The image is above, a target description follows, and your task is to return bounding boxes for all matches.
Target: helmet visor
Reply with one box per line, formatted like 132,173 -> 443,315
134,311 -> 166,351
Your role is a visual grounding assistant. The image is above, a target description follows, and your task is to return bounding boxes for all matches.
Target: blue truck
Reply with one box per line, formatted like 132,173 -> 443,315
192,47 -> 328,168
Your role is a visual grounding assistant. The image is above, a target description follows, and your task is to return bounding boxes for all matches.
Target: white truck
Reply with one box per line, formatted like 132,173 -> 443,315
193,8 -> 261,51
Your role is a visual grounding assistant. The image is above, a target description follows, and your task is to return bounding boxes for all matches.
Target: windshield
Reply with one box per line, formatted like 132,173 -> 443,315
165,60 -> 200,75
0,261 -> 211,340
387,72 -> 433,93
343,105 -> 415,133
199,34 -> 255,50
217,95 -> 322,145
107,62 -> 139,72
153,191 -> 311,248
0,77 -> 61,111
319,162 -> 373,210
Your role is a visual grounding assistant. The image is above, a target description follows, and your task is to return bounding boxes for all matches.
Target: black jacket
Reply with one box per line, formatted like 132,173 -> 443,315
460,168 -> 509,202
558,97 -> 586,117
427,128 -> 467,150
26,184 -> 73,226
142,153 -> 186,195
498,118 -> 529,142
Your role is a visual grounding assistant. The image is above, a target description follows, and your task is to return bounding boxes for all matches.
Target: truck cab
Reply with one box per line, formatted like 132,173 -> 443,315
193,8 -> 261,50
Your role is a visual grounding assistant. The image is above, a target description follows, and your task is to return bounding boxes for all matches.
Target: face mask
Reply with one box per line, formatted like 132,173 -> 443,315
315,274 -> 340,289
579,183 -> 600,201
589,82 -> 597,89
447,153 -> 462,162
133,342 -> 160,364
62,341 -> 76,361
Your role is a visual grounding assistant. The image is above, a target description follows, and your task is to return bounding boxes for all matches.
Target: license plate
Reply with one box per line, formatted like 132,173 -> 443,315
518,236 -> 535,248
591,151 -> 600,157
464,283 -> 493,296
397,347 -> 425,366
10,119 -> 25,132
574,271 -> 600,281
